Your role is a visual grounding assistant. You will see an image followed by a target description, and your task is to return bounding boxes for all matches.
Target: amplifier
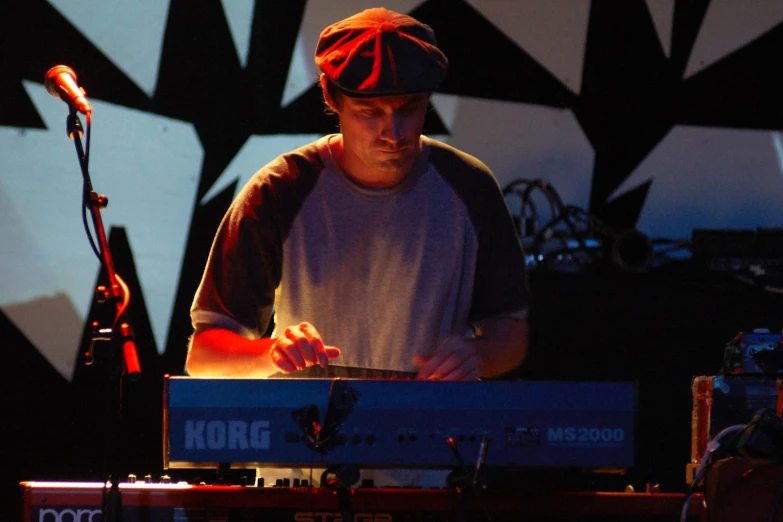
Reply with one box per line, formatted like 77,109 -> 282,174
689,375 -> 782,482
723,330 -> 783,375
20,481 -> 706,522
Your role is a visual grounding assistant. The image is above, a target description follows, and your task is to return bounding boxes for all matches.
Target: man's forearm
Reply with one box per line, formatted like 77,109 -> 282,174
186,327 -> 278,378
475,316 -> 529,378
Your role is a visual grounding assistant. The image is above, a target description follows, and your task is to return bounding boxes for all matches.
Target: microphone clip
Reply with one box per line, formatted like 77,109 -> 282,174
66,112 -> 84,139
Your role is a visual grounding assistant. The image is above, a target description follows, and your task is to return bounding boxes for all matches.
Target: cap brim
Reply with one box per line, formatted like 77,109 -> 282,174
328,78 -> 435,99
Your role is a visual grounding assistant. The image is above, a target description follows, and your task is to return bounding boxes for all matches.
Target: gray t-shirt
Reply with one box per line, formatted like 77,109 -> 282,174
191,134 -> 529,376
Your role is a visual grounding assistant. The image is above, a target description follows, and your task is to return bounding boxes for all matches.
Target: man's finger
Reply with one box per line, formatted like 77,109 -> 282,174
416,352 -> 447,380
287,326 -> 319,366
294,336 -> 319,365
278,331 -> 306,370
324,346 -> 341,359
441,361 -> 480,381
299,322 -> 329,367
425,353 -> 463,380
270,345 -> 296,373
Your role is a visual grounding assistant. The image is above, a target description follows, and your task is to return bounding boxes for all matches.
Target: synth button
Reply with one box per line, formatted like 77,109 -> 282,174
351,434 -> 363,446
285,432 -> 300,443
365,434 -> 377,446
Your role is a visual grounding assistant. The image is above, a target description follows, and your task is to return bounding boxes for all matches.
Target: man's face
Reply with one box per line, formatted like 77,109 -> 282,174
337,93 -> 429,184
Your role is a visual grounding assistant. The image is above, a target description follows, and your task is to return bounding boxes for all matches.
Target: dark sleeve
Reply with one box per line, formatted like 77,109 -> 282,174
191,148 -> 323,336
430,142 -> 531,320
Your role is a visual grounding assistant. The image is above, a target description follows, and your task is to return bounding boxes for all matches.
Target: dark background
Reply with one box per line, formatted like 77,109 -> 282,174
3,1 -> 783,520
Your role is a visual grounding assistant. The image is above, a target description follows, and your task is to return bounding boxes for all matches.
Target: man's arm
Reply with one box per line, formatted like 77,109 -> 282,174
186,322 -> 341,378
473,315 -> 529,377
415,315 -> 528,380
186,327 -> 279,378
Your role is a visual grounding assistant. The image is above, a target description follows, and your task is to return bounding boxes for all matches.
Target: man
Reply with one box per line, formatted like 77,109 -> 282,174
186,7 -> 530,381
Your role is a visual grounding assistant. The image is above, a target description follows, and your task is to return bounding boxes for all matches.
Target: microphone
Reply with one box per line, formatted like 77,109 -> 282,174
45,65 -> 92,114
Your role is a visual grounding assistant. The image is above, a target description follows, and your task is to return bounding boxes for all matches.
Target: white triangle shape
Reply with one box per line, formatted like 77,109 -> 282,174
429,93 -> 459,131
222,0 -> 255,68
685,0 -> 783,78
47,0 -> 171,97
430,94 -> 594,209
201,134 -> 322,204
645,0 -> 675,57
281,36 -> 313,107
609,126 -> 783,241
466,0 -> 590,95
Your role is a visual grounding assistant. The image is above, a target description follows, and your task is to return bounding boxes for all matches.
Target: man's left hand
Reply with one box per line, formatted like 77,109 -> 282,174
413,336 -> 481,381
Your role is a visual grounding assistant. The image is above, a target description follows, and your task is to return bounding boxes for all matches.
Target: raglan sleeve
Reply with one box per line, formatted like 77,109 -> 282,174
190,173 -> 282,339
469,171 -> 531,322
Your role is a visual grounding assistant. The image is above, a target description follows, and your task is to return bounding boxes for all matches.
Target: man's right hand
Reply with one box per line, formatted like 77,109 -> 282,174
269,322 -> 341,373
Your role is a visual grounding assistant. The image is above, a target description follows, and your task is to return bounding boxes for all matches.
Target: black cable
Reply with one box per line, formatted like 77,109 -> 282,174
534,209 -> 602,266
82,183 -> 103,260
503,179 -> 559,239
76,115 -> 102,261
503,178 -> 692,274
680,423 -> 750,522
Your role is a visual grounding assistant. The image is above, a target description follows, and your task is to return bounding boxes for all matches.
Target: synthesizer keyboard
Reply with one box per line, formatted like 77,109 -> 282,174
163,377 -> 635,470
21,481 -> 706,522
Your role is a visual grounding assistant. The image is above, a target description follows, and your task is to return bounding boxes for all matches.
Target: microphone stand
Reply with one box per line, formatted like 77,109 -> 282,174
65,104 -> 142,522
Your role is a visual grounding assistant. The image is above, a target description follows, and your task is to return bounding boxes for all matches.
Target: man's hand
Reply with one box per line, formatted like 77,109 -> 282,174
413,316 -> 529,380
269,322 -> 341,373
413,335 -> 481,381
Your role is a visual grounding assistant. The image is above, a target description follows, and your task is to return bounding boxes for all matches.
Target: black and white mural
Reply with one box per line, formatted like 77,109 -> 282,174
2,0 -> 783,516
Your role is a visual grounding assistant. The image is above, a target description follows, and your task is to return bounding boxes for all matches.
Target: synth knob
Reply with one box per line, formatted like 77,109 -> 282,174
293,478 -> 301,487
144,474 -> 152,484
283,478 -> 291,487
160,475 -> 171,484
127,474 -> 136,484
275,479 -> 283,487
